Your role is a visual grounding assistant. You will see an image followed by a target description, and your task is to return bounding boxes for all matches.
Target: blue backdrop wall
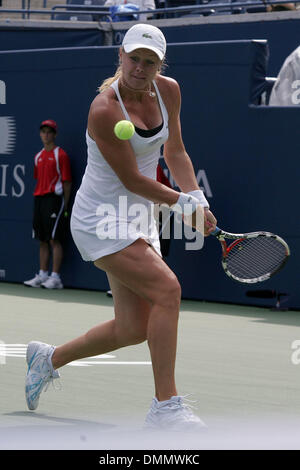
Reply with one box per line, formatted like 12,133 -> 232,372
157,18 -> 300,76
0,41 -> 299,308
1,15 -> 300,75
111,17 -> 300,76
0,28 -> 105,51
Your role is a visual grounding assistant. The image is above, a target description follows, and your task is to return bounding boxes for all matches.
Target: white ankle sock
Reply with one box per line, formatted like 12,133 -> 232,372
51,272 -> 60,279
47,347 -> 56,373
39,270 -> 48,279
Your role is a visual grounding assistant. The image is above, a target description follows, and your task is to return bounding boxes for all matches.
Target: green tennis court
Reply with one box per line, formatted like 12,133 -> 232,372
1,282 -> 300,450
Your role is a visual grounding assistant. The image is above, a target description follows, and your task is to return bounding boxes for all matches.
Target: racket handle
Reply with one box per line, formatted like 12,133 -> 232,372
211,226 -> 221,236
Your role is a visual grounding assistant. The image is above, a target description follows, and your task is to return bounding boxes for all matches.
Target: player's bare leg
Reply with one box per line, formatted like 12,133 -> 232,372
51,239 -> 180,401
26,239 -> 205,427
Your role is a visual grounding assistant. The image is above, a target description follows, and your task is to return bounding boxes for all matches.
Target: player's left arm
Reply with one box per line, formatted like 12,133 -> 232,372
161,77 -> 216,234
162,77 -> 199,193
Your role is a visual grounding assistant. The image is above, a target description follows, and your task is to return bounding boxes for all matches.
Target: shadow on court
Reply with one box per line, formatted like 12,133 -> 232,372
3,411 -> 115,430
2,412 -> 300,450
180,300 -> 300,328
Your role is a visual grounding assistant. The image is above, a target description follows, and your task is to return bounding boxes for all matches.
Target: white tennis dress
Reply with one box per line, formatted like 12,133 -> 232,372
71,78 -> 169,262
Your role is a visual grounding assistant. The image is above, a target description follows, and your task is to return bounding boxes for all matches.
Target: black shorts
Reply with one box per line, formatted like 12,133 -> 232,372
33,193 -> 68,242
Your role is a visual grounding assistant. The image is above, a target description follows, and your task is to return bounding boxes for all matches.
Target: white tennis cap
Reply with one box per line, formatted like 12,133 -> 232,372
122,24 -> 166,61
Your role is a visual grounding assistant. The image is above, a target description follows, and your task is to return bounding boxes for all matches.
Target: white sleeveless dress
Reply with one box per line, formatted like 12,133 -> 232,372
70,78 -> 169,261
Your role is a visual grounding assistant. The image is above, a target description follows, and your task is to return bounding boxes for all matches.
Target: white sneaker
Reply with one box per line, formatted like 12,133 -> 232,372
144,395 -> 207,431
25,341 -> 60,411
24,274 -> 48,288
41,276 -> 63,289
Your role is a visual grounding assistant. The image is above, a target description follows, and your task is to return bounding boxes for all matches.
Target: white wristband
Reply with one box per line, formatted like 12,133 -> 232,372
187,190 -> 209,209
171,192 -> 200,216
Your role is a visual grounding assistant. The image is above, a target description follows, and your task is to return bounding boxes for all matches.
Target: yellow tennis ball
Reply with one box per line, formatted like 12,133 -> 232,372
114,120 -> 135,140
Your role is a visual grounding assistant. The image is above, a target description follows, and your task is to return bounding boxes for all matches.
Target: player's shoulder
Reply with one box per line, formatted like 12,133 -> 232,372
89,87 -> 120,121
88,86 -> 124,138
156,75 -> 180,95
155,75 -> 181,114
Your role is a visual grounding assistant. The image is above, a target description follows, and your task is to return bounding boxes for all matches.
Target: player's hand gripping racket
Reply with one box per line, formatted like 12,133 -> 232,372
211,227 -> 290,283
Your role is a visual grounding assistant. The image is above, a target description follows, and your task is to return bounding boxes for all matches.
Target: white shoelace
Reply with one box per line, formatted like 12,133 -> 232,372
156,394 -> 198,413
42,352 -> 62,393
43,376 -> 62,394
181,394 -> 199,409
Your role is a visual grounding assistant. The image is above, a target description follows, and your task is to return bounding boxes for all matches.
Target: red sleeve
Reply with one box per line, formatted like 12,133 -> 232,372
33,151 -> 41,179
58,149 -> 72,182
157,164 -> 172,188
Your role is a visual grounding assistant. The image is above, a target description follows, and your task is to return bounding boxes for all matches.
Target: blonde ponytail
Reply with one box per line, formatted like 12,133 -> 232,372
98,65 -> 122,93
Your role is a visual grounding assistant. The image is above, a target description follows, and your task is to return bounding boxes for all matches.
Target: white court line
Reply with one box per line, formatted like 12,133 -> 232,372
0,340 -> 5,365
69,361 -> 151,366
0,344 -> 151,366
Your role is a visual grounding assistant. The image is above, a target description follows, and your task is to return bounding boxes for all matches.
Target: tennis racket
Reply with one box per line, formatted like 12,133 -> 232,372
211,227 -> 290,284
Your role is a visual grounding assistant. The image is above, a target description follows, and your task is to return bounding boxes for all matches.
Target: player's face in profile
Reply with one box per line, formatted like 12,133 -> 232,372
120,48 -> 161,90
40,127 -> 56,146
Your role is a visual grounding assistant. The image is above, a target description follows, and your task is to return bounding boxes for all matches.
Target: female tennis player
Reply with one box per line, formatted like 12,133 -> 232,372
25,23 -> 217,430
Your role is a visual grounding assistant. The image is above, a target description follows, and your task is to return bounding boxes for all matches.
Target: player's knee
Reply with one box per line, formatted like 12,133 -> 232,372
122,325 -> 147,347
155,276 -> 181,312
129,329 -> 147,346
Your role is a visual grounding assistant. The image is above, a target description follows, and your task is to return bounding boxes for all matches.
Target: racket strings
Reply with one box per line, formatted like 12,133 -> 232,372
226,236 -> 287,280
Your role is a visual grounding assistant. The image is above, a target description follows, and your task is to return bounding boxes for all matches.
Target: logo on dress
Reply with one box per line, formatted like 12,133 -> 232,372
149,137 -> 162,146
